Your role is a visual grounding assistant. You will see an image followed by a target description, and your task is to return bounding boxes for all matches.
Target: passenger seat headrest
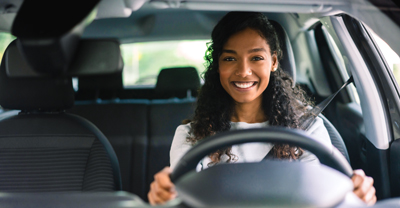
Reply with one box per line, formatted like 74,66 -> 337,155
0,40 -> 74,111
155,67 -> 200,96
269,20 -> 296,84
78,72 -> 123,90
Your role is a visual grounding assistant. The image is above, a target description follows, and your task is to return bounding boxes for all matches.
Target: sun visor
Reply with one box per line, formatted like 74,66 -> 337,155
11,0 -> 100,75
5,39 -> 123,77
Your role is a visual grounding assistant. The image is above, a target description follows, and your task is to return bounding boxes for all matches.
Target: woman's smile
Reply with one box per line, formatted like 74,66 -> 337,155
232,81 -> 258,90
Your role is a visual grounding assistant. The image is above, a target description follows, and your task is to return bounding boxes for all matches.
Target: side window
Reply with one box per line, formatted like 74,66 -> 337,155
368,30 -> 400,86
320,25 -> 360,104
0,33 -> 15,60
0,33 -> 16,112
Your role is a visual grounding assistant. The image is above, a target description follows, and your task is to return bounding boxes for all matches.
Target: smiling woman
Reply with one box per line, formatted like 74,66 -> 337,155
147,11 -> 376,206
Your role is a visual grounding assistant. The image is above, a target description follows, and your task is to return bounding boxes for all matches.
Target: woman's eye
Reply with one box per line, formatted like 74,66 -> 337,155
252,56 -> 264,61
223,57 -> 235,61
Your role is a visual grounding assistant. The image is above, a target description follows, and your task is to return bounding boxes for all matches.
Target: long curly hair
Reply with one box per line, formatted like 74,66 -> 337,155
186,12 -> 313,164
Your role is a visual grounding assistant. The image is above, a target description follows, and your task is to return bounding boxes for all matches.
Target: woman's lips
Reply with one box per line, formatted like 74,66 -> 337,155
232,81 -> 257,90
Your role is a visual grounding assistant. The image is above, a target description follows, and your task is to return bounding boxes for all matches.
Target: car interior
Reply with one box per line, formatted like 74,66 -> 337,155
0,0 -> 398,207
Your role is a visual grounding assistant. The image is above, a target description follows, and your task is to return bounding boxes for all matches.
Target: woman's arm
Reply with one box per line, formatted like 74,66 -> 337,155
148,124 -> 192,205
170,124 -> 193,170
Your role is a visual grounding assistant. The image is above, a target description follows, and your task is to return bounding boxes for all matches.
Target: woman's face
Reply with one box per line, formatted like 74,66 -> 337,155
218,28 -> 278,105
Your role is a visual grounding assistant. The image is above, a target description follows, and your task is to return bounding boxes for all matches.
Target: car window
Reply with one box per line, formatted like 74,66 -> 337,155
0,33 -> 15,60
0,32 -> 15,111
368,30 -> 400,86
321,25 -> 360,104
120,40 -> 209,88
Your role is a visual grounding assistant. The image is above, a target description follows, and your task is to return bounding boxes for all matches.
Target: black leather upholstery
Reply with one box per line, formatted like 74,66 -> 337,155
0,40 -> 122,192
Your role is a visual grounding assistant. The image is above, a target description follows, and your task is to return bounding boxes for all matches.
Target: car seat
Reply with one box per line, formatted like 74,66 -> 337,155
0,40 -> 122,192
154,67 -> 200,99
69,72 -> 149,198
270,20 -> 350,162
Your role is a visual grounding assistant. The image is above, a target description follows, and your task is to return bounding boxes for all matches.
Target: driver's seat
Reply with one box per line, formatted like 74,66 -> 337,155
270,20 -> 350,162
0,40 -> 122,192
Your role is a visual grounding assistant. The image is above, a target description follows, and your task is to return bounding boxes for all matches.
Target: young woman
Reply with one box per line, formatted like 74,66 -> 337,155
148,11 -> 376,205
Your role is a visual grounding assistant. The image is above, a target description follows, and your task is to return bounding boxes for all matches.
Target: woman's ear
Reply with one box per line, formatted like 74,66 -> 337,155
272,54 -> 278,71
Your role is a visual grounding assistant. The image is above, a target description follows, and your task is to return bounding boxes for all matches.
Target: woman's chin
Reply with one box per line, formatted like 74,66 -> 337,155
232,97 -> 260,104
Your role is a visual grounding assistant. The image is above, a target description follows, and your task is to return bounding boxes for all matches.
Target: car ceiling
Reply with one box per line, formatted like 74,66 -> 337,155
0,0 -> 398,55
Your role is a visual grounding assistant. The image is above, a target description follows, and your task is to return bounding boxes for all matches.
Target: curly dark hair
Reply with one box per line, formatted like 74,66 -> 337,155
186,11 -> 313,164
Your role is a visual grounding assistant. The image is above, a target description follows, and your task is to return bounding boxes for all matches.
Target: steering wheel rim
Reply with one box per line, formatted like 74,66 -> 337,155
170,127 -> 353,182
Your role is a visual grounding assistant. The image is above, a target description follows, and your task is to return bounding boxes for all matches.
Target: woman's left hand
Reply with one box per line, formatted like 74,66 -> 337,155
351,169 -> 376,205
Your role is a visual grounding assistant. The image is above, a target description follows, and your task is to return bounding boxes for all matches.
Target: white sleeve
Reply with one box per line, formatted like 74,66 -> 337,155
169,124 -> 193,170
299,117 -> 333,164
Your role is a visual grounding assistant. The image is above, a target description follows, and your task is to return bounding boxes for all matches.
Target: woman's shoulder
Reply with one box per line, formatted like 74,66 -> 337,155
172,123 -> 192,143
305,116 -> 332,148
175,123 -> 191,134
306,116 -> 324,132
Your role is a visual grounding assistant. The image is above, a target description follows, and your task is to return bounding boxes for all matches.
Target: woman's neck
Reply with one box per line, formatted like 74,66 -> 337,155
231,100 -> 267,123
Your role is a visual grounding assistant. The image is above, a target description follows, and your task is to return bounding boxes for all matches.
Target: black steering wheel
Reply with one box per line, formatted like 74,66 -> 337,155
170,127 -> 353,182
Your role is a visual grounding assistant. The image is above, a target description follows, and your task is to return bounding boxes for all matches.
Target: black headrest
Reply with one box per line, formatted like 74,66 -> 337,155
0,40 -> 74,111
155,67 -> 200,93
270,20 -> 296,83
78,72 -> 123,90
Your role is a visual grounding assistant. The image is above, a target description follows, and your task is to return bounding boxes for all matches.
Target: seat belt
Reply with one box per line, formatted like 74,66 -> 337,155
299,75 -> 354,131
263,75 -> 354,159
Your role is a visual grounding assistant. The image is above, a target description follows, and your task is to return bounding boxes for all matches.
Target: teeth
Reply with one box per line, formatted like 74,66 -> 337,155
234,82 -> 255,88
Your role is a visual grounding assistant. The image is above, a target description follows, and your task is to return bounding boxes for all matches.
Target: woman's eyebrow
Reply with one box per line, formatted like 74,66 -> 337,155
221,48 -> 267,54
248,48 -> 266,53
222,49 -> 236,54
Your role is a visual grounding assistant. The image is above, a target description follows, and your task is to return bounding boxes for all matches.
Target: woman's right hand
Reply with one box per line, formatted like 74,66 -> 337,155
148,166 -> 177,205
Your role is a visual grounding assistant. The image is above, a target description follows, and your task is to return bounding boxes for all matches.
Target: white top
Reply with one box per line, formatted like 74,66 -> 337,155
170,117 -> 333,171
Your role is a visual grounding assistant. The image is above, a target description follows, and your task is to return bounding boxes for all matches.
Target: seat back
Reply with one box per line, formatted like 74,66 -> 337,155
69,72 -> 149,199
271,20 -> 350,162
0,40 -> 122,191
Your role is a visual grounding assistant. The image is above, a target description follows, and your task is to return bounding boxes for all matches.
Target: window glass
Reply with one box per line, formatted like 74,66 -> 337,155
0,33 -> 16,111
321,26 -> 360,104
120,40 -> 209,87
369,30 -> 400,85
0,33 -> 15,60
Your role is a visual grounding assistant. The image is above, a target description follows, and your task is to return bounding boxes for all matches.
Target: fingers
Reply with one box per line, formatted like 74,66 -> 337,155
351,169 -> 367,191
155,167 -> 175,191
351,169 -> 376,206
353,169 -> 366,177
148,167 -> 177,205
364,186 -> 377,205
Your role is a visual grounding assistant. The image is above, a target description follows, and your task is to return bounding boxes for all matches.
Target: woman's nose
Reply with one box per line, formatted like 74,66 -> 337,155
235,60 -> 252,77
